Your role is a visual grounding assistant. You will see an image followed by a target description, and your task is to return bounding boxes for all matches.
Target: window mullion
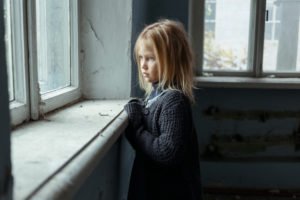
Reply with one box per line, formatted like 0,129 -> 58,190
189,0 -> 205,76
70,0 -> 80,88
27,0 -> 41,120
27,0 -> 80,118
250,0 -> 266,77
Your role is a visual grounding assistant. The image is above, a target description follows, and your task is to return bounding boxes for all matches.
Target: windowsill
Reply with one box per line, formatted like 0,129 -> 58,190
11,99 -> 128,200
195,76 -> 300,89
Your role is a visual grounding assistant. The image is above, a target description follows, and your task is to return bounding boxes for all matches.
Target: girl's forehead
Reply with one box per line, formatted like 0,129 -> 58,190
138,39 -> 154,50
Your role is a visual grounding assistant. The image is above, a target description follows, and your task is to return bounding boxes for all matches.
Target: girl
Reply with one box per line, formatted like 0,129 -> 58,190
124,19 -> 202,200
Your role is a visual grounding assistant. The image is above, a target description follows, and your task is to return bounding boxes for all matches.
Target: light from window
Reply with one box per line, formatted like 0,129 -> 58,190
263,0 -> 300,73
204,0 -> 251,72
36,0 -> 71,94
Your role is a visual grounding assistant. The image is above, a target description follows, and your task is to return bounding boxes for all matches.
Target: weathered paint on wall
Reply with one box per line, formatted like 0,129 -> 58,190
0,0 -> 12,198
193,88 -> 300,189
80,0 -> 132,99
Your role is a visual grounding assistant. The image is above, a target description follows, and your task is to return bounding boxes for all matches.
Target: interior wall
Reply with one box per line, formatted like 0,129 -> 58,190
193,88 -> 300,189
74,142 -> 121,200
0,0 -> 12,198
80,0 -> 132,99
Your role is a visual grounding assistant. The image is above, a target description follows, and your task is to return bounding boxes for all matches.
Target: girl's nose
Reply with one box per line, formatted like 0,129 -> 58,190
141,59 -> 147,69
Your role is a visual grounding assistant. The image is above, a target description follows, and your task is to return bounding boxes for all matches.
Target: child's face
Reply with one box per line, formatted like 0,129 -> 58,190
138,41 -> 159,84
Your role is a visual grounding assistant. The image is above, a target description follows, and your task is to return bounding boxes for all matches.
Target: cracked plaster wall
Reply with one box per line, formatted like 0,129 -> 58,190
80,0 -> 132,99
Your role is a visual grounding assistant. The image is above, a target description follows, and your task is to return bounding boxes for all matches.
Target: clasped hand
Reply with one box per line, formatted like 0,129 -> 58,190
124,98 -> 145,130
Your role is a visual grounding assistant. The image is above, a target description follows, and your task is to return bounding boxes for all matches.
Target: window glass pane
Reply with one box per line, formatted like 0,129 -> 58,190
204,0 -> 251,72
36,0 -> 71,94
4,0 -> 14,101
263,0 -> 300,73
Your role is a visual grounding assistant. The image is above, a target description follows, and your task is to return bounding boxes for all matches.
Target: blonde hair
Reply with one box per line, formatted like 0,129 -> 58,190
134,19 -> 195,102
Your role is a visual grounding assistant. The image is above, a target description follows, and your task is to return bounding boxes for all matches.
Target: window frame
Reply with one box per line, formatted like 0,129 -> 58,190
8,0 -> 30,126
28,0 -> 81,120
8,0 -> 81,126
189,0 -> 300,88
5,0 -> 14,102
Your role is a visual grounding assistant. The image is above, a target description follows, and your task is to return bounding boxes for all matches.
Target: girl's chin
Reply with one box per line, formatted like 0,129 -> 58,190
143,77 -> 158,84
144,79 -> 157,84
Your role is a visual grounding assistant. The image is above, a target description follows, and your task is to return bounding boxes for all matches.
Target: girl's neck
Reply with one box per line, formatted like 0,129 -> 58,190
148,82 -> 161,100
152,82 -> 159,87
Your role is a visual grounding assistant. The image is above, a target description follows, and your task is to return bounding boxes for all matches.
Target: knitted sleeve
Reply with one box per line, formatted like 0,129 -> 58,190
133,91 -> 193,166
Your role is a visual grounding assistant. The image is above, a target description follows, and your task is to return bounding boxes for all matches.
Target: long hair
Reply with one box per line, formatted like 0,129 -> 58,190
134,19 -> 195,102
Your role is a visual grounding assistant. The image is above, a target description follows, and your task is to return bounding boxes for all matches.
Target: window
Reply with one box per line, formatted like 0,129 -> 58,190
204,0 -> 216,34
264,0 -> 280,41
5,0 -> 80,126
204,0 -> 251,73
263,0 -> 300,73
5,0 -> 30,126
191,0 -> 300,82
36,0 -> 71,94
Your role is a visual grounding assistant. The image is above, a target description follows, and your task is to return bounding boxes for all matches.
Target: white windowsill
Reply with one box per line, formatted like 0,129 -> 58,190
195,76 -> 300,89
11,100 -> 128,200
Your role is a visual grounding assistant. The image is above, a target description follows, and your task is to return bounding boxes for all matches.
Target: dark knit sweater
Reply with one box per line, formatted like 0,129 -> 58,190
125,89 -> 202,200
